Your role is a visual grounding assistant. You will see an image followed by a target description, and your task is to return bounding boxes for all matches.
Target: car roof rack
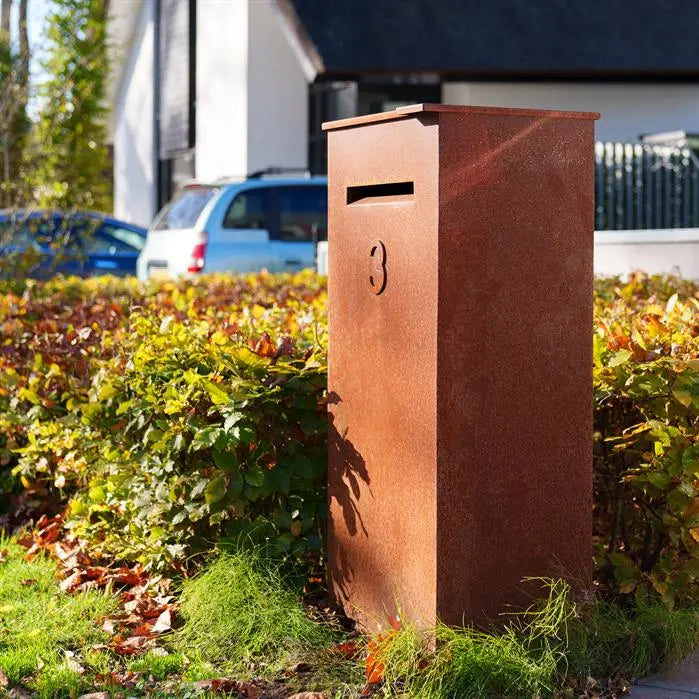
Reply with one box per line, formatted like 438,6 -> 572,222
246,166 -> 311,179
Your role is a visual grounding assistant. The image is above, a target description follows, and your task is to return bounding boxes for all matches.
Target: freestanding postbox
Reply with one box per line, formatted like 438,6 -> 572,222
324,103 -> 599,630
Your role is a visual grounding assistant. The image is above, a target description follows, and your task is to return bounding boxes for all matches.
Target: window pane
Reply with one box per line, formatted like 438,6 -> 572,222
81,229 -> 140,254
101,225 -> 145,251
152,186 -> 217,230
223,189 -> 269,229
277,186 -> 327,242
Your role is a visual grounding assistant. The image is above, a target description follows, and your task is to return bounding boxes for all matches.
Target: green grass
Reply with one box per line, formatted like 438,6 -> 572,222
176,549 -> 335,676
33,664 -> 88,699
372,579 -> 572,698
0,537 -> 695,698
566,596 -> 699,680
127,650 -> 185,680
366,580 -> 698,698
0,536 -> 116,689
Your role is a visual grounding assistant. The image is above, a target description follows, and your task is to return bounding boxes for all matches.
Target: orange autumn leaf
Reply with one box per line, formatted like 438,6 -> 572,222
252,332 -> 276,358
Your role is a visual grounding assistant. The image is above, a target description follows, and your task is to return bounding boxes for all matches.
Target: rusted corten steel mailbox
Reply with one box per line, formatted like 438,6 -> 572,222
323,103 -> 599,630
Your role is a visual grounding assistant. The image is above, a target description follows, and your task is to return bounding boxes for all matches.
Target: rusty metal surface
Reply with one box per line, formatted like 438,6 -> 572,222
326,104 -> 597,630
327,114 -> 440,630
322,102 -> 599,132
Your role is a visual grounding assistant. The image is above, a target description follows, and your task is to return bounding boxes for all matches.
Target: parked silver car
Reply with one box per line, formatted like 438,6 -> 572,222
137,173 -> 327,280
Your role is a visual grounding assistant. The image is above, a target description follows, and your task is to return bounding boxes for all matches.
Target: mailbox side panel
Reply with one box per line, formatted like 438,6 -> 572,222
327,116 -> 439,629
435,112 -> 595,624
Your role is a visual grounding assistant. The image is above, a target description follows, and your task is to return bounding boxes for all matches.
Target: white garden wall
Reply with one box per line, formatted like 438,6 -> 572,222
594,230 -> 699,279
318,233 -> 699,280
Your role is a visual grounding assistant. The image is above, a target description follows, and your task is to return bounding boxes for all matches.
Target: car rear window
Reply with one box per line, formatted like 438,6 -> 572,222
152,187 -> 218,230
277,185 -> 327,242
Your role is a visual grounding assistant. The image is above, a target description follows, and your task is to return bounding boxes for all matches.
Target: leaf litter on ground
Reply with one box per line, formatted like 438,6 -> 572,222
16,512 -> 177,660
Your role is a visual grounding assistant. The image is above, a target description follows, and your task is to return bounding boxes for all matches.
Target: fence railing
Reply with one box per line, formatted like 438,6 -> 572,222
595,142 -> 699,230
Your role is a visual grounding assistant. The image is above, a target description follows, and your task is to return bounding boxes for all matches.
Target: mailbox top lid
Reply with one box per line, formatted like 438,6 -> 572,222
322,103 -> 600,131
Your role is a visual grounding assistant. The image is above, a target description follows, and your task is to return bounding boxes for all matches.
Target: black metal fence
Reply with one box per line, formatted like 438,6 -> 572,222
595,142 -> 699,230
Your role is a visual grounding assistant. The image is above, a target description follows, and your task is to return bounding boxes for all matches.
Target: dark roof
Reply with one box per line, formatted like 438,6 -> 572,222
288,0 -> 699,77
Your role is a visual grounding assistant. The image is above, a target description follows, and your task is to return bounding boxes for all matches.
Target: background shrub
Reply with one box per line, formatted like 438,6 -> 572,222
0,270 -> 696,606
2,272 -> 327,569
593,273 -> 698,607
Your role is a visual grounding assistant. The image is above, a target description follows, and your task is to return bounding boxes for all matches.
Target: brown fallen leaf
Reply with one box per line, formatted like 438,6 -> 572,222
110,566 -> 146,587
60,570 -> 85,593
230,681 -> 262,698
0,548 -> 8,564
288,661 -> 313,674
286,693 -> 327,699
151,608 -> 171,633
84,566 -> 109,581
132,622 -> 153,637
77,693 -> 110,699
142,603 -> 171,619
64,650 -> 85,674
331,641 -> 359,659
16,534 -> 33,549
23,542 -> 40,561
0,667 -> 8,687
102,618 -> 116,634
37,521 -> 61,545
20,579 -> 37,586
191,679 -> 262,697
107,670 -> 142,688
112,635 -> 152,655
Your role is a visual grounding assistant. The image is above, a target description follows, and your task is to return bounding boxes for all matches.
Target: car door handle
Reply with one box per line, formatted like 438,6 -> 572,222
284,259 -> 302,266
93,259 -> 118,269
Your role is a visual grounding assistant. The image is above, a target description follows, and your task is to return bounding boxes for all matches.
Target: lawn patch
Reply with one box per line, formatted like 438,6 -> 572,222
566,596 -> 699,680
0,536 -> 115,687
177,549 -> 335,676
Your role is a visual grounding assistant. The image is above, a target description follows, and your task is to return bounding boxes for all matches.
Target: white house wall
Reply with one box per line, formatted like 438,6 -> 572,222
113,0 -> 156,228
195,0 -> 249,181
442,82 -> 699,142
246,0 -> 308,174
196,0 -> 307,181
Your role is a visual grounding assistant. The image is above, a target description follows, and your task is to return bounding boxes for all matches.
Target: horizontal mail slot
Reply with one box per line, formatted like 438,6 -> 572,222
346,181 -> 414,205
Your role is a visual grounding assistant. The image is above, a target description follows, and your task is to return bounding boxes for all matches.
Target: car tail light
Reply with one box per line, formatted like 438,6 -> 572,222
187,232 -> 208,273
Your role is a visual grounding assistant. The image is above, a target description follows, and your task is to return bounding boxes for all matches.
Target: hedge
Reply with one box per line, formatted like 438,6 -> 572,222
593,273 -> 698,607
1,272 -> 327,569
0,271 -> 696,607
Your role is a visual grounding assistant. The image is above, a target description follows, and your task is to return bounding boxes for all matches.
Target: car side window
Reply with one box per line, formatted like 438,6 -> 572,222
100,225 -> 145,251
41,218 -> 80,250
222,189 -> 270,229
81,228 -> 140,254
275,186 -> 327,242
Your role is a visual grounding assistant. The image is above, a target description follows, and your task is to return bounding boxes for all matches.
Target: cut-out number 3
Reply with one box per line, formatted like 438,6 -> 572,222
369,239 -> 387,295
